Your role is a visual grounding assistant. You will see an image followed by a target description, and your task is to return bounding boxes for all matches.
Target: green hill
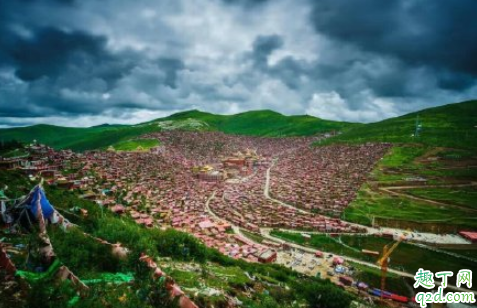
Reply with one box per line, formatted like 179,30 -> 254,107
318,100 -> 477,149
0,110 -> 356,151
0,123 -> 162,152
156,109 -> 357,136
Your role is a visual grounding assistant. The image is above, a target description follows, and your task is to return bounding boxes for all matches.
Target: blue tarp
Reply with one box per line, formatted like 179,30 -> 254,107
28,186 -> 55,220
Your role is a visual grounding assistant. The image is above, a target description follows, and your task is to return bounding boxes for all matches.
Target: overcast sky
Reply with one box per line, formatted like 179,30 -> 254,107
1,0 -> 476,127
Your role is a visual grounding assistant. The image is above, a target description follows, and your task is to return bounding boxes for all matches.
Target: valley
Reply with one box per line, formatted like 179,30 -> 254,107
1,101 -> 476,308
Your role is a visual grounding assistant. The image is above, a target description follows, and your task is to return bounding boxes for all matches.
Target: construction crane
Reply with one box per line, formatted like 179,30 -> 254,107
376,236 -> 404,298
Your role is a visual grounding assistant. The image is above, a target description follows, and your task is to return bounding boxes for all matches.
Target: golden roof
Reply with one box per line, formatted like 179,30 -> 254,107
200,165 -> 214,172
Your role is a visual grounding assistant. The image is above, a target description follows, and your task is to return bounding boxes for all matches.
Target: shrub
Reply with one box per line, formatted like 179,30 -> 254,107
299,281 -> 353,308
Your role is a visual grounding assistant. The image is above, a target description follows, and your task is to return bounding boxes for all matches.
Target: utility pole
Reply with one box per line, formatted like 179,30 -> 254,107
414,115 -> 422,138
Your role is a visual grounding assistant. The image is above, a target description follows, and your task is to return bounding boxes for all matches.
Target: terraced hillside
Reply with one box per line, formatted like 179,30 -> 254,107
343,144 -> 477,232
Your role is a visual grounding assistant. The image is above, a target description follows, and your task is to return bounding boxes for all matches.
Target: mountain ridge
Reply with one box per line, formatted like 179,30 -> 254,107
0,109 -> 355,151
1,100 -> 476,151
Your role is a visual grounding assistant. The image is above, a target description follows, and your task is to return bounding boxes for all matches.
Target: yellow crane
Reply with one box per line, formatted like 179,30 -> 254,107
376,236 -> 404,298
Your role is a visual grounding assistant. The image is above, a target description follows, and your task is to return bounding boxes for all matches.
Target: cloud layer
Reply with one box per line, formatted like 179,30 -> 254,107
1,0 -> 476,127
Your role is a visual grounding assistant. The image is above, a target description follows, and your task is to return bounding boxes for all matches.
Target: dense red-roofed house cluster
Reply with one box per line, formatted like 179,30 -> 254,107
13,132 -> 392,263
270,143 -> 391,216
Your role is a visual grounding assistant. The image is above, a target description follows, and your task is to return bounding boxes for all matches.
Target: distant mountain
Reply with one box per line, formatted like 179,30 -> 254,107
2,101 -> 474,152
318,100 -> 477,150
0,110 -> 356,151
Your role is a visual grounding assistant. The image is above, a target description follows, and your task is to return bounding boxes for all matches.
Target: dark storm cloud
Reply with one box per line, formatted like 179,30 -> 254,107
268,57 -> 306,89
0,0 -> 476,127
0,20 -> 138,118
0,0 -> 132,87
310,0 -> 477,77
251,35 -> 284,69
10,28 -> 107,82
0,0 -> 185,120
437,71 -> 476,91
157,58 -> 185,89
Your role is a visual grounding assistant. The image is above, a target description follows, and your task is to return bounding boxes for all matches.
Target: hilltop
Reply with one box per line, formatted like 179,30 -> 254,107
155,109 -> 357,136
318,100 -> 477,150
0,110 -> 356,151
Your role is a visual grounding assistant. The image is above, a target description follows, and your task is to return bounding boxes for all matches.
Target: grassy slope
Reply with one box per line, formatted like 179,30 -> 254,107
404,187 -> 477,209
110,138 -> 160,151
0,110 -> 356,151
343,144 -> 477,231
0,123 -> 162,152
319,100 -> 477,150
156,109 -> 358,136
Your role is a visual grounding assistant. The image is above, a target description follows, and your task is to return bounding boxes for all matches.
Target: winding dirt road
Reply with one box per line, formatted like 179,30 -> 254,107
263,160 -> 469,245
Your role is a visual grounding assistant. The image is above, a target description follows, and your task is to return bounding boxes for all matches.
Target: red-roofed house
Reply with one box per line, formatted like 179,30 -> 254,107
459,231 -> 477,243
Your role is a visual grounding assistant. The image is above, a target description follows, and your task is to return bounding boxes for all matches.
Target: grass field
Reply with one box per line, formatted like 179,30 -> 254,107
437,148 -> 476,160
378,145 -> 428,169
110,138 -> 160,151
271,230 -> 363,259
166,262 -> 251,292
0,169 -> 32,198
418,167 -> 477,183
370,145 -> 427,182
345,141 -> 477,231
343,185 -> 477,231
370,145 -> 477,183
271,231 -> 477,290
404,187 -> 477,210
